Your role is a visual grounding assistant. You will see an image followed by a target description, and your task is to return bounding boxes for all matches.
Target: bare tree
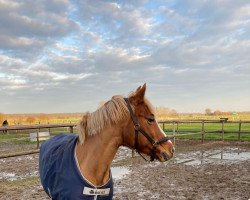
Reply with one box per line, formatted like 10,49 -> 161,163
205,108 -> 212,115
214,110 -> 222,115
155,106 -> 178,119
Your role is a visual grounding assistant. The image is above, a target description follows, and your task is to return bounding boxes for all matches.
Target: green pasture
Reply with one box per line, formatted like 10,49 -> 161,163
161,122 -> 250,141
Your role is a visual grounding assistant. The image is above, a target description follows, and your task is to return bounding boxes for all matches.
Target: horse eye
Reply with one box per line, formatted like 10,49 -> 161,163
147,117 -> 155,124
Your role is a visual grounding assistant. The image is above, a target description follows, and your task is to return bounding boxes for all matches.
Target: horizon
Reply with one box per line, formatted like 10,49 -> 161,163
0,0 -> 250,114
3,110 -> 250,115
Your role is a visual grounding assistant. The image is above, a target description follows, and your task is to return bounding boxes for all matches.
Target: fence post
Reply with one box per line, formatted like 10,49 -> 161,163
173,121 -> 176,146
48,122 -> 50,134
221,120 -> 225,141
69,126 -> 73,133
176,122 -> 179,135
36,129 -> 40,149
201,120 -> 205,144
238,120 -> 242,141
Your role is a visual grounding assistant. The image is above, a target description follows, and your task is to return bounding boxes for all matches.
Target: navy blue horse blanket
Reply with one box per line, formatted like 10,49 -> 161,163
39,134 -> 113,200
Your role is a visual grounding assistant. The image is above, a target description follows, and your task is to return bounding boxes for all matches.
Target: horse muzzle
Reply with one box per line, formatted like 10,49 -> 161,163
161,152 -> 173,161
159,145 -> 175,162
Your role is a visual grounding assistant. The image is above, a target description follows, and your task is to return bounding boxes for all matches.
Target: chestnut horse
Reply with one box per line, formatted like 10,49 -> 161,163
39,84 -> 174,199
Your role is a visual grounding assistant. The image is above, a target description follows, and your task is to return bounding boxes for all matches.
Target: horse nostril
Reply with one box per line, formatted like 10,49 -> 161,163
162,152 -> 170,161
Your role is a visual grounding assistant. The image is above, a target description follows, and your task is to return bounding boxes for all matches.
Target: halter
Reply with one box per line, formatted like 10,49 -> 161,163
124,98 -> 170,162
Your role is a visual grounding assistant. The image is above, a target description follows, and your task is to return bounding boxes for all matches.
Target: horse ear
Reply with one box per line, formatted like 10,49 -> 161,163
130,83 -> 146,105
136,83 -> 146,99
135,86 -> 142,92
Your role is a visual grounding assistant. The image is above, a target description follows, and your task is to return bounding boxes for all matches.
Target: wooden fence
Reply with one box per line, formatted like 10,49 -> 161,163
0,123 -> 76,158
159,119 -> 250,144
0,120 -> 249,158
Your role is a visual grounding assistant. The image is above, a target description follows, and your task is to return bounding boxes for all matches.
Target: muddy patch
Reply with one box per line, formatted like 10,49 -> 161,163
0,140 -> 249,200
175,147 -> 250,166
111,167 -> 130,180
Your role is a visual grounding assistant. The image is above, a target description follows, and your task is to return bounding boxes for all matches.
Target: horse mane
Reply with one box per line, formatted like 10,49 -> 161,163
78,95 -> 128,144
78,93 -> 155,144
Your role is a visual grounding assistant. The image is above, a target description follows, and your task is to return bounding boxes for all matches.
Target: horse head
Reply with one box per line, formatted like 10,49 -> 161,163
123,83 -> 174,162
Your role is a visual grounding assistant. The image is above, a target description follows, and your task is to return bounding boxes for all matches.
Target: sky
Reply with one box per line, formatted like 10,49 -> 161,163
0,0 -> 250,114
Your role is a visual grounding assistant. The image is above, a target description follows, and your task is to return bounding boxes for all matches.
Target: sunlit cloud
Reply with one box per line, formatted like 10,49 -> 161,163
0,0 -> 249,113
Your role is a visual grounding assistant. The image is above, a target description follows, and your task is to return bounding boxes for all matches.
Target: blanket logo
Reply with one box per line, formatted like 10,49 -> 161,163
83,187 -> 110,196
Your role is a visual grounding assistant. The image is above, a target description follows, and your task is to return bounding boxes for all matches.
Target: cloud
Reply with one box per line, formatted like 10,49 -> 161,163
73,0 -> 154,50
0,0 -> 249,113
0,0 -> 77,59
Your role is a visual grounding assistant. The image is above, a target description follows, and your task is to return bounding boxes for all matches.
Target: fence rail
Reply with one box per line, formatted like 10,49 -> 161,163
0,123 -> 76,131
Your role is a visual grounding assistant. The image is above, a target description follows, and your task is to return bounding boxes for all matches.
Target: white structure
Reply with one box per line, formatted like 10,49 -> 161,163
30,132 -> 50,142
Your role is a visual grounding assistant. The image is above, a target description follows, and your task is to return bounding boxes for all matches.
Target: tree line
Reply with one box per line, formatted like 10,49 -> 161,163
204,108 -> 234,116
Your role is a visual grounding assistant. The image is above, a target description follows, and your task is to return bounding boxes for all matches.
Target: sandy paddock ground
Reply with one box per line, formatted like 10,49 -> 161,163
0,140 -> 249,200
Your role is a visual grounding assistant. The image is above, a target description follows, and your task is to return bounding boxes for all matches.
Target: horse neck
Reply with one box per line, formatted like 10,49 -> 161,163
76,124 -> 123,186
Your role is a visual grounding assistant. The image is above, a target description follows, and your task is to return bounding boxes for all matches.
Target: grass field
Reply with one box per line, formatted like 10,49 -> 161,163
161,121 -> 250,140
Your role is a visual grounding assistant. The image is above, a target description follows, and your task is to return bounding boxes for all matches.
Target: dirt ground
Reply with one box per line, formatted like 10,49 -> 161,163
0,140 -> 249,200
